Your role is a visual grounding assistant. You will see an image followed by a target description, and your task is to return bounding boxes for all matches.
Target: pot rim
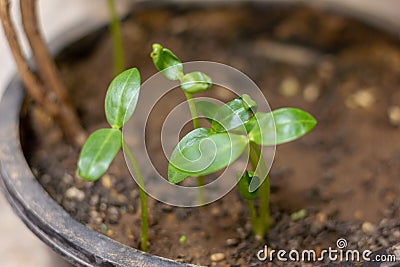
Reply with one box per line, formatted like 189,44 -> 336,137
0,1 -> 399,267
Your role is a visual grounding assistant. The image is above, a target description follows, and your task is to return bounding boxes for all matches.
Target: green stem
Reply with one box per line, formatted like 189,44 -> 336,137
248,141 -> 271,240
183,91 -> 205,204
122,140 -> 148,251
106,0 -> 124,75
246,199 -> 257,224
184,91 -> 200,129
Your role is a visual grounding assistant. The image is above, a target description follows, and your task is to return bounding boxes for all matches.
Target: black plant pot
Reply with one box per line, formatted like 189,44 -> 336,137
0,1 -> 399,267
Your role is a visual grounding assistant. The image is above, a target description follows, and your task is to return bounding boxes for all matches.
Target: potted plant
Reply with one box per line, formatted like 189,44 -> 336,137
0,1 -> 399,266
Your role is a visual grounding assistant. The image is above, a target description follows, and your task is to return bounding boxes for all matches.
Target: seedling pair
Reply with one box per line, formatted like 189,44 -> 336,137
77,44 -> 316,251
152,44 -> 316,239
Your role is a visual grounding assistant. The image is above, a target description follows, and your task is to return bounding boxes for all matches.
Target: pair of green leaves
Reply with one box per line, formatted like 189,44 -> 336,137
151,43 -> 212,94
77,68 -> 141,181
168,95 -> 316,183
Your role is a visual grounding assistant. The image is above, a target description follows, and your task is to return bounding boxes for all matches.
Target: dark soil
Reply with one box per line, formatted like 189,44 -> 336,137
21,4 -> 400,266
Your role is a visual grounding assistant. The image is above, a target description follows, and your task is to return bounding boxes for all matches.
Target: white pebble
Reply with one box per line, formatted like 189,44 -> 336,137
101,174 -> 112,189
361,222 -> 376,234
65,187 -> 85,201
280,76 -> 299,97
388,105 -> 400,126
210,253 -> 225,262
346,89 -> 375,109
303,83 -> 320,102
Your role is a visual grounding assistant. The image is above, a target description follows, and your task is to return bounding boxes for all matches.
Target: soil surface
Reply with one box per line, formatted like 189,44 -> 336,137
21,4 -> 400,266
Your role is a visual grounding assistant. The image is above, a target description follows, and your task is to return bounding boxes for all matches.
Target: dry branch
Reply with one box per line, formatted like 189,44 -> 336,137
0,0 -> 86,146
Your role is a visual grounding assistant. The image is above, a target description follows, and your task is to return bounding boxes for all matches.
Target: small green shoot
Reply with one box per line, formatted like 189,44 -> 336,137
101,223 -> 108,233
77,68 -> 149,251
150,45 -> 317,240
179,235 -> 187,243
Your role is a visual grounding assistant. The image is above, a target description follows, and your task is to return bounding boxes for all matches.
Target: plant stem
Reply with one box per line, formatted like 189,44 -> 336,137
184,92 -> 200,129
183,91 -> 205,204
106,0 -> 124,75
246,199 -> 257,224
122,141 -> 148,252
248,141 -> 271,240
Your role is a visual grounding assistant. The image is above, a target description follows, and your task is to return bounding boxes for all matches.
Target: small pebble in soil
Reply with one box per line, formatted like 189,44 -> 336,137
316,212 -> 327,224
89,210 -> 99,219
101,174 -> 112,189
211,206 -> 221,217
345,89 -> 375,109
109,191 -> 128,206
65,187 -> 85,201
107,206 -> 121,223
90,195 -> 99,206
393,230 -> 400,239
210,252 -> 225,262
89,210 -> 102,224
361,221 -> 376,234
62,173 -> 73,184
41,174 -> 52,184
387,105 -> 400,126
99,202 -> 107,212
106,229 -> 114,237
303,83 -> 320,102
226,238 -> 239,247
279,76 -> 300,97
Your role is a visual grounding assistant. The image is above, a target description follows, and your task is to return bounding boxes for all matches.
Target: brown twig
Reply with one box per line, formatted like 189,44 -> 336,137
0,0 -> 57,114
20,0 -> 86,146
0,0 -> 86,146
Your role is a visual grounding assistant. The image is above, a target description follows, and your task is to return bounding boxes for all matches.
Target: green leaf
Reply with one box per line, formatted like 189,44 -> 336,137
237,170 -> 260,200
248,108 -> 316,146
105,68 -> 141,129
151,43 -> 183,80
212,94 -> 257,132
195,100 -> 220,122
168,128 -> 248,184
180,71 -> 212,94
77,128 -> 122,181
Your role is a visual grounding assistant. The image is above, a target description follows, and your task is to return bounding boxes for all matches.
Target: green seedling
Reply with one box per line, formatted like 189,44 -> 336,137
150,44 -> 316,240
151,43 -> 212,202
77,68 -> 149,251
